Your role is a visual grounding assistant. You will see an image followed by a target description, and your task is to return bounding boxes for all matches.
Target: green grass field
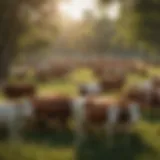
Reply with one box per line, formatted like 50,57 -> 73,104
0,67 -> 160,160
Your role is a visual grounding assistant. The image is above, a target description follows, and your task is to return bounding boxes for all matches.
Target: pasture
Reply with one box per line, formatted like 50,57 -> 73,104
0,67 -> 160,160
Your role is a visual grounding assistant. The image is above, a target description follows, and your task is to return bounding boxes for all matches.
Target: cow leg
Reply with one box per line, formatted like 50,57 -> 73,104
7,119 -> 20,144
6,118 -> 24,158
122,123 -> 132,147
74,124 -> 87,160
106,123 -> 116,148
74,122 -> 86,149
9,114 -> 28,143
71,97 -> 86,158
106,105 -> 119,148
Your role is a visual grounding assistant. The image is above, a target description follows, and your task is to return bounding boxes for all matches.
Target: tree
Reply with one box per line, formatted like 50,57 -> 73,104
54,9 -> 116,54
0,0 -> 60,82
19,0 -> 61,52
0,1 -> 22,82
98,0 -> 160,55
91,16 -> 116,53
132,0 -> 160,54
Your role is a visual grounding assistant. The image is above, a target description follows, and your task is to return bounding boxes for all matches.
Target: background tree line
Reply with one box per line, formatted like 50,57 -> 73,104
0,0 -> 159,82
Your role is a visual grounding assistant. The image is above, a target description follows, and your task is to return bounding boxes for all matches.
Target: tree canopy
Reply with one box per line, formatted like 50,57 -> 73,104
98,0 -> 160,53
0,0 -> 61,81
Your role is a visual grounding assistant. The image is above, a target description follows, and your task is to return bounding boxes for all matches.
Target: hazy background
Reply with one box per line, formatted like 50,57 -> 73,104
0,0 -> 160,82
0,1 -> 160,160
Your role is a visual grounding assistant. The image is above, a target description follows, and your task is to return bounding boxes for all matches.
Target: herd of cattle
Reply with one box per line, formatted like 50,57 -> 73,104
0,58 -> 159,142
10,58 -> 149,82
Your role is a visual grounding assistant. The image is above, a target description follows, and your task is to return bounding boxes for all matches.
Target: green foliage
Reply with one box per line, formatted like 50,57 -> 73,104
91,17 -> 116,52
133,0 -> 160,52
18,0 -> 61,51
98,0 -> 160,53
58,9 -> 116,53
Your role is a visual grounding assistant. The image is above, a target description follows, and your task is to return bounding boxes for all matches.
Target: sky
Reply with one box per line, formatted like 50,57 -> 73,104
59,0 -> 120,21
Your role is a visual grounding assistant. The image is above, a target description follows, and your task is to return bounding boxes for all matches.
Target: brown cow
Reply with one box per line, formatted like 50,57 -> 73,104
35,67 -> 52,82
152,76 -> 160,88
26,94 -> 72,130
2,83 -> 36,100
71,96 -> 141,148
21,94 -> 141,135
124,79 -> 160,118
100,73 -> 126,91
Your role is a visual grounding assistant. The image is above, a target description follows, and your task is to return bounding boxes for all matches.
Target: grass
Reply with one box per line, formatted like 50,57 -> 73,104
37,80 -> 77,96
1,121 -> 159,160
0,67 -> 160,160
0,143 -> 73,160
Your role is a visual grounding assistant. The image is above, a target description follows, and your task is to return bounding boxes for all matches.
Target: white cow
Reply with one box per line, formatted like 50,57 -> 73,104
0,99 -> 33,141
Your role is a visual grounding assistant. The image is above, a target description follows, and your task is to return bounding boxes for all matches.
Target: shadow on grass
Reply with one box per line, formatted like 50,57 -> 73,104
24,128 -> 74,147
76,133 -> 157,160
23,129 -> 159,160
143,110 -> 160,123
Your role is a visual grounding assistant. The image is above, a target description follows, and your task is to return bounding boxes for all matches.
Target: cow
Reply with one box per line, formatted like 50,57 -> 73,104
152,76 -> 160,88
99,73 -> 126,91
0,99 -> 33,142
78,74 -> 126,96
150,88 -> 160,118
71,96 -> 141,147
2,83 -> 36,100
125,78 -> 160,118
50,66 -> 70,79
27,94 -> 72,131
35,67 -> 52,82
2,94 -> 140,145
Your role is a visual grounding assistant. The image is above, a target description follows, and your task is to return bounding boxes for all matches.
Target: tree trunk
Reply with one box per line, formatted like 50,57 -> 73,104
0,1 -> 22,83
